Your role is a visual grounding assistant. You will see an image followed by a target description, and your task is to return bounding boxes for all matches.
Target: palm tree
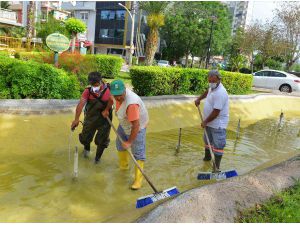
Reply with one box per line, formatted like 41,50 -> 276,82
139,1 -> 169,65
0,1 -> 10,9
26,1 -> 35,40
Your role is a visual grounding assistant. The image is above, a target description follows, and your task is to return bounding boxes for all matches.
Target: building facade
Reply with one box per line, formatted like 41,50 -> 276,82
225,1 -> 249,36
94,1 -> 148,61
61,1 -> 96,51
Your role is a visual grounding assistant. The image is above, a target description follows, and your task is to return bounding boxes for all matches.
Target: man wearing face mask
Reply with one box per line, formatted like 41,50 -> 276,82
194,70 -> 229,171
71,72 -> 113,164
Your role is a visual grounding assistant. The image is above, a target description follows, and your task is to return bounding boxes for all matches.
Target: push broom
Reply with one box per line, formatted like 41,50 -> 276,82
197,106 -> 238,180
106,117 -> 180,208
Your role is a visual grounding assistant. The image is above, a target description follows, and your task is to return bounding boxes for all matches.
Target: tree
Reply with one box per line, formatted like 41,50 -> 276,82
65,17 -> 86,53
161,1 -> 231,67
26,1 -> 35,40
36,15 -> 70,45
228,54 -> 247,72
139,1 -> 169,65
275,2 -> 300,71
0,1 -> 10,9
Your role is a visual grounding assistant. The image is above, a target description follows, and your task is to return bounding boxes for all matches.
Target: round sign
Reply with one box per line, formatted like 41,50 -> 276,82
46,33 -> 70,53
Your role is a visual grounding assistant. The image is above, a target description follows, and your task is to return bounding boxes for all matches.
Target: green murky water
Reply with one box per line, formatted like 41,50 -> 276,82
0,114 -> 299,222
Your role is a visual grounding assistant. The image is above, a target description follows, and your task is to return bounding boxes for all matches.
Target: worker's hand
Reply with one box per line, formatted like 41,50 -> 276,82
122,141 -> 132,149
71,119 -> 80,131
102,109 -> 109,118
195,98 -> 201,107
201,121 -> 207,128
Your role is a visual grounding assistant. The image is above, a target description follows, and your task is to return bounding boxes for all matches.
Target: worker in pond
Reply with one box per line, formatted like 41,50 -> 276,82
71,72 -> 113,164
194,70 -> 229,171
109,80 -> 149,190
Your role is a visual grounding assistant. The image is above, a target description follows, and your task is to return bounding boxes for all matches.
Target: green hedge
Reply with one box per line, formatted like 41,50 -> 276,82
0,58 -> 80,99
92,54 -> 124,78
18,52 -> 123,78
130,66 -> 253,96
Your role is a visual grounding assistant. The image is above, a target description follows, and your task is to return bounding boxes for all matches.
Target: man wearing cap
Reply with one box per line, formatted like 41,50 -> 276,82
71,72 -> 113,164
110,80 -> 149,190
194,70 -> 229,171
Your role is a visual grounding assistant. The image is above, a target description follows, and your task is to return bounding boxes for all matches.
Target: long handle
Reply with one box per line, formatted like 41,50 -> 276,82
106,117 -> 159,193
197,106 -> 217,172
74,146 -> 78,178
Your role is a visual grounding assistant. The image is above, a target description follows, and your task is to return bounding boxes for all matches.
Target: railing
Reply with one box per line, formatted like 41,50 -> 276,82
0,36 -> 43,51
0,9 -> 17,22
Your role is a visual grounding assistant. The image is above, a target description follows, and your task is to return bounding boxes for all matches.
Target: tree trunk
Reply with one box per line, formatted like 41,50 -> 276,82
185,53 -> 189,68
26,1 -> 34,49
71,32 -> 76,53
190,56 -> 194,68
145,28 -> 159,66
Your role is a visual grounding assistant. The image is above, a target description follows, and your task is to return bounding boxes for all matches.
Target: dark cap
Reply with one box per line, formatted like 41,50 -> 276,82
88,71 -> 102,84
208,70 -> 221,79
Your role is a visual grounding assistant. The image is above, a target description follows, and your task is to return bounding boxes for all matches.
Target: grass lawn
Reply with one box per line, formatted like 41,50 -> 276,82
237,182 -> 300,222
104,71 -> 132,87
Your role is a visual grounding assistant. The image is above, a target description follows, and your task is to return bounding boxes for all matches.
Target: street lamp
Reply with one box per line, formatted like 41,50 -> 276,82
205,15 -> 217,69
251,50 -> 258,74
118,2 -> 135,66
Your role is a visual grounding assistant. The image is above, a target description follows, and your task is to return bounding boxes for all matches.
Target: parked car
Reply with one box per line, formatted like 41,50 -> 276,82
157,60 -> 170,67
288,71 -> 300,78
252,70 -> 300,93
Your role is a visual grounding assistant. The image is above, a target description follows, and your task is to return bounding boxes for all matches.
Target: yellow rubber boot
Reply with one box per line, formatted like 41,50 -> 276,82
131,160 -> 144,190
118,151 -> 129,170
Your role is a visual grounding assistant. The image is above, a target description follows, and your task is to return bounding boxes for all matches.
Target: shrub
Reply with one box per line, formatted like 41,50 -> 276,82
94,54 -> 123,78
0,57 -> 15,98
130,66 -> 253,96
19,52 -> 53,63
0,58 -> 80,99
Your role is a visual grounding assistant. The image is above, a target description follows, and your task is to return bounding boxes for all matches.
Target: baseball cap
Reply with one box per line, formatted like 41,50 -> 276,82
110,80 -> 125,95
208,70 -> 221,79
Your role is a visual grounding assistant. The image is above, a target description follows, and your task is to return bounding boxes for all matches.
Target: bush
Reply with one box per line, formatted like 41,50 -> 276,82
240,67 -> 252,74
94,54 -> 123,78
19,52 -> 53,63
0,57 -> 15,98
0,58 -> 80,99
130,66 -> 253,96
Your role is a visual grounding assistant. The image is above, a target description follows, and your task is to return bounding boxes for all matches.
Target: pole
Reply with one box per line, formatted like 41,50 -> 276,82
119,2 -> 135,66
54,51 -> 59,67
129,6 -> 135,66
251,51 -> 254,74
205,16 -> 215,69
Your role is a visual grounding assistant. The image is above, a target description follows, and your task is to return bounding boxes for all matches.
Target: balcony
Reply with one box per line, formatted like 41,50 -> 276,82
0,9 -> 22,27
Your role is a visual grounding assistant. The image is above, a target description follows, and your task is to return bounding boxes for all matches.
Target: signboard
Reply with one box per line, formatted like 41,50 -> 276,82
46,33 -> 70,53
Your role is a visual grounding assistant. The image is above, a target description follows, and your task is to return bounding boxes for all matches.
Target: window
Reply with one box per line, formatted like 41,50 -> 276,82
272,71 -> 287,77
254,72 -> 263,76
99,29 -> 115,38
101,10 -> 110,20
80,12 -> 88,20
115,29 -> 124,39
255,71 -> 272,77
100,10 -> 116,20
108,11 -> 115,20
116,10 -> 125,20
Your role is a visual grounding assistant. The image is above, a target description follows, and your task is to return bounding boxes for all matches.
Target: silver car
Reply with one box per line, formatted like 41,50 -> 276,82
157,60 -> 170,67
253,70 -> 300,92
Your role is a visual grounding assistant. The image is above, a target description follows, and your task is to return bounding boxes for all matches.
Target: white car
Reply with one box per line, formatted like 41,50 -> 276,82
253,70 -> 300,92
157,60 -> 170,67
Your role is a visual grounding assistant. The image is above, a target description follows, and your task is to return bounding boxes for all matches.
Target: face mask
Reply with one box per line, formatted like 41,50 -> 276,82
209,82 -> 219,90
92,86 -> 100,92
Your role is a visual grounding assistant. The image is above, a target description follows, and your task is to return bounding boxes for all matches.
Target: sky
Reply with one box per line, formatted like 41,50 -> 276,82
247,1 -> 281,24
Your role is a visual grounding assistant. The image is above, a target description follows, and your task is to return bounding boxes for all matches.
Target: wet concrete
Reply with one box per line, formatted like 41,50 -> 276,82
137,154 -> 300,223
